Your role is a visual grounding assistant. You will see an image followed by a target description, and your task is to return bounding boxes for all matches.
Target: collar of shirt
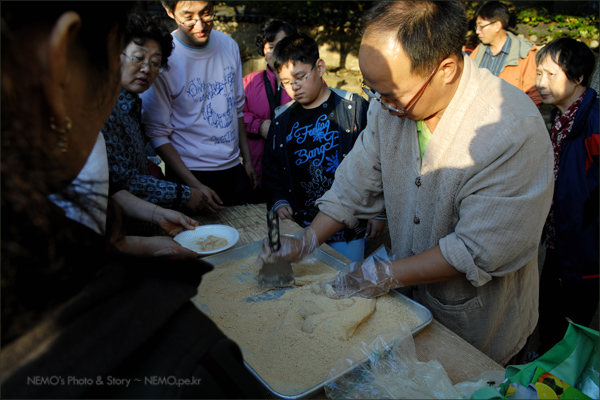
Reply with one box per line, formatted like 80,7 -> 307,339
173,31 -> 215,54
118,88 -> 142,114
485,34 -> 512,58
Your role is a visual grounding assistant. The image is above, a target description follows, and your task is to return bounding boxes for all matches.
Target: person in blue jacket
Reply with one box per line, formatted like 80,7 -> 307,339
261,34 -> 386,261
535,37 -> 599,354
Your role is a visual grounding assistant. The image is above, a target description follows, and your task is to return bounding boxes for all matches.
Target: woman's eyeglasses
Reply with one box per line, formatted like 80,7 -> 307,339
122,54 -> 163,73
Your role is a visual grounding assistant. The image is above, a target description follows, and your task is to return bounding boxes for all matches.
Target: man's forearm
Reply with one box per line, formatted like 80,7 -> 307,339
390,245 -> 462,287
309,211 -> 346,245
238,117 -> 253,164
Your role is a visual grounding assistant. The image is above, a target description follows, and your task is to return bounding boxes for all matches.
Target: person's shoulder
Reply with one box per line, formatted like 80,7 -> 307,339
213,30 -> 239,48
273,100 -> 297,121
508,32 -> 535,58
467,59 -> 540,120
330,88 -> 366,103
582,88 -> 599,117
330,88 -> 369,109
243,69 -> 264,84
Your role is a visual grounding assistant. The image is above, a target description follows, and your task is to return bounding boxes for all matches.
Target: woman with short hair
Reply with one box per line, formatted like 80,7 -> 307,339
535,37 -> 599,354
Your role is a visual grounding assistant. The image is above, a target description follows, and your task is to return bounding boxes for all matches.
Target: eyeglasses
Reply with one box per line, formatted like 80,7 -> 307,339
280,63 -> 316,88
175,13 -> 215,28
122,53 -> 163,73
361,62 -> 441,115
475,21 -> 496,31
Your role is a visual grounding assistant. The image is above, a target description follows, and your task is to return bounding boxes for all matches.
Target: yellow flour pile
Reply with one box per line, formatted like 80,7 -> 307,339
193,255 -> 422,396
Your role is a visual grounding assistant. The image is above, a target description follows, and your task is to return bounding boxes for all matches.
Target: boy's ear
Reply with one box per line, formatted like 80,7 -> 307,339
316,58 -> 326,77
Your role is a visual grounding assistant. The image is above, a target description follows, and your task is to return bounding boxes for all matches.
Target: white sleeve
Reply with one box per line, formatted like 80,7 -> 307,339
233,41 -> 246,118
140,73 -> 174,149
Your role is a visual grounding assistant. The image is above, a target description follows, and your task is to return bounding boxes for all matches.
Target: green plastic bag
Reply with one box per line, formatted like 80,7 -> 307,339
473,321 -> 599,399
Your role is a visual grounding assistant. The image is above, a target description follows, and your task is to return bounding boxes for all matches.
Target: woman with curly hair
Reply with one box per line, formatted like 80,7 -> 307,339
102,11 -> 222,236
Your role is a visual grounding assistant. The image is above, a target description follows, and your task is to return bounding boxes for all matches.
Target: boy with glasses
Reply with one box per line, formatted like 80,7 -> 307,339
262,34 -> 385,261
140,1 -> 257,208
470,1 -> 541,107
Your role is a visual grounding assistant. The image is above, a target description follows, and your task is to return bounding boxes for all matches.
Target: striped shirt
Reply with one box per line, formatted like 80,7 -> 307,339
479,35 -> 511,77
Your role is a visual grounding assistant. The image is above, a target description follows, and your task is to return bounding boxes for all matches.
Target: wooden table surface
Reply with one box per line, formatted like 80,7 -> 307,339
193,204 -> 504,393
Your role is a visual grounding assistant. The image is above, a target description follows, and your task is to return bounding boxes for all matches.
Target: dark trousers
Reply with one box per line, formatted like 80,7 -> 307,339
538,248 -> 599,355
167,164 -> 253,207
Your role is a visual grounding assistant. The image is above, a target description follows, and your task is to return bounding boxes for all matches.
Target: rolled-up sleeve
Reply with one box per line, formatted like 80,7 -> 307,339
439,115 -> 554,287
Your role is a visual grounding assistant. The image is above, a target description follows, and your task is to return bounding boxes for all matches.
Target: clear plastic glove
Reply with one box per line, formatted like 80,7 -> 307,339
317,245 -> 401,299
256,226 -> 319,268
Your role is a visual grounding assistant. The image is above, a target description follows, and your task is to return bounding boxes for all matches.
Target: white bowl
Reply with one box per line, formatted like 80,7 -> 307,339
174,224 -> 240,255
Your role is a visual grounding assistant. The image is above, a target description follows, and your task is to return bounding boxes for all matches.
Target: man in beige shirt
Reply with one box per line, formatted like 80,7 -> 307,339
259,1 -> 553,366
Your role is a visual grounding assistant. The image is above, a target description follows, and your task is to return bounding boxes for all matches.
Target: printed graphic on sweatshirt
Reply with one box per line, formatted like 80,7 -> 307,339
287,113 -> 339,168
186,66 -> 237,145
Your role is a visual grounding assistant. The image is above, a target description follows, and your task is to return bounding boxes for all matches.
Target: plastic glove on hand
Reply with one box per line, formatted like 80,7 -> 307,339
319,245 -> 401,300
256,226 -> 319,267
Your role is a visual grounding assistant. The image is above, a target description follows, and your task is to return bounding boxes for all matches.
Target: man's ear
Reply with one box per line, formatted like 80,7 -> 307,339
439,55 -> 460,85
43,11 -> 82,129
164,6 -> 175,20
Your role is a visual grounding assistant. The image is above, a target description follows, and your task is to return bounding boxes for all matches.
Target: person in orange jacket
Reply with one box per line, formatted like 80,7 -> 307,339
470,1 -> 542,108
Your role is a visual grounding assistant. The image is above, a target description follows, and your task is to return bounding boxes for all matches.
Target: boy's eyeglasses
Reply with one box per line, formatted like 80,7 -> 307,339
175,13 -> 215,28
361,62 -> 440,115
280,62 -> 316,88
122,53 -> 163,73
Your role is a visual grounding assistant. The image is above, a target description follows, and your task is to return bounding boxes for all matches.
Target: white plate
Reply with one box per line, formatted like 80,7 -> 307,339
174,224 -> 240,255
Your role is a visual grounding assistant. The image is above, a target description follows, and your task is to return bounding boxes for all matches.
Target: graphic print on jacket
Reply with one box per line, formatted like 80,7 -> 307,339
287,96 -> 343,240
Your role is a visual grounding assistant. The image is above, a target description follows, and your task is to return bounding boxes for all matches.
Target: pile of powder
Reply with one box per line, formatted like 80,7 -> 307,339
193,254 -> 423,397
195,235 -> 227,251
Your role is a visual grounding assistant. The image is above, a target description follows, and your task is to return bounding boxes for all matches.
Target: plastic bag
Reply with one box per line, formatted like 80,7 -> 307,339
474,321 -> 600,399
453,370 -> 505,399
324,323 -> 502,399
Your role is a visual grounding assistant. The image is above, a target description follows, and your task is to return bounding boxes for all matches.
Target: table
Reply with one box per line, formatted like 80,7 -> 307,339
193,203 -> 504,392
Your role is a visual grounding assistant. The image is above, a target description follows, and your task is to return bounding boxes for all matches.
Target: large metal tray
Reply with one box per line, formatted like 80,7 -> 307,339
199,240 -> 432,399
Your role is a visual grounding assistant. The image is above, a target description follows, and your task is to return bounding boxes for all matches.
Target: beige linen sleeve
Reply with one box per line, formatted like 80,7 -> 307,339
316,102 -> 386,228
439,115 -> 554,287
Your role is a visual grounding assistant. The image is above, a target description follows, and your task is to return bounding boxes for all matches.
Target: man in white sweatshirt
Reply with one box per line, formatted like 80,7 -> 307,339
141,1 -> 257,208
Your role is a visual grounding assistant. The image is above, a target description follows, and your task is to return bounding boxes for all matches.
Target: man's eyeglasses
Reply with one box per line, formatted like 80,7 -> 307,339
361,62 -> 440,115
122,53 -> 163,73
175,13 -> 215,28
280,62 -> 316,89
475,21 -> 496,31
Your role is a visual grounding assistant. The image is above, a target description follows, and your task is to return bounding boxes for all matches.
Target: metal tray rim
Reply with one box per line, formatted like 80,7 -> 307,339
201,240 -> 433,399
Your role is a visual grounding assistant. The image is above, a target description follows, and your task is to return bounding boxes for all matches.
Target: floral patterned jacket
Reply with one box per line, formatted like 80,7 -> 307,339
101,88 -> 191,208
